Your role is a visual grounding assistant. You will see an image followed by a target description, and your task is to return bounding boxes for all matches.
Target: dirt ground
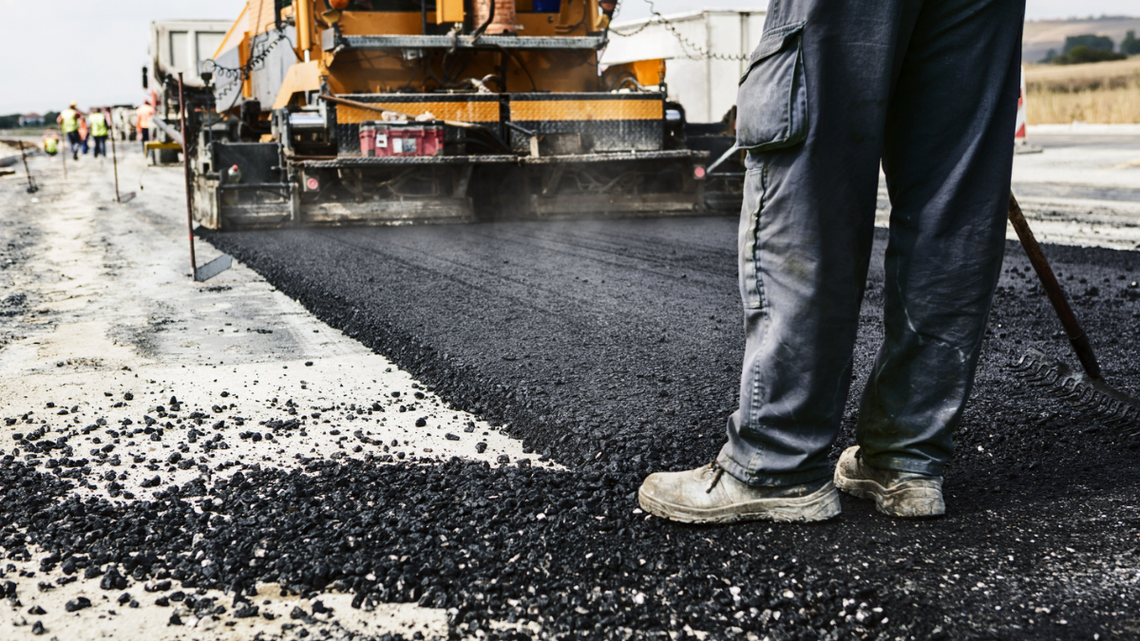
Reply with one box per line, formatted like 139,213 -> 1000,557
0,147 -> 546,640
2,131 -> 1140,640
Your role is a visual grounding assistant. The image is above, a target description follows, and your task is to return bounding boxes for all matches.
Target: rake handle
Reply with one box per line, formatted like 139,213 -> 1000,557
1007,193 -> 1102,380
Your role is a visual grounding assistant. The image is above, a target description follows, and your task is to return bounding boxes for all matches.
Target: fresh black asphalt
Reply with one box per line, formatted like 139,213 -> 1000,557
5,215 -> 1140,640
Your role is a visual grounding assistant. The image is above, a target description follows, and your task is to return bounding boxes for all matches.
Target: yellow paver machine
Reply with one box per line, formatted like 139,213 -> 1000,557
187,0 -> 738,228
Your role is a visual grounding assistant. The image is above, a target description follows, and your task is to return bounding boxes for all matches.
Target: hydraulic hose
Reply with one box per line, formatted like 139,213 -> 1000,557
473,0 -> 496,39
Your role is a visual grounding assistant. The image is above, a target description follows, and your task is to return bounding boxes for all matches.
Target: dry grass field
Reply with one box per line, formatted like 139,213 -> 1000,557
1025,57 -> 1140,124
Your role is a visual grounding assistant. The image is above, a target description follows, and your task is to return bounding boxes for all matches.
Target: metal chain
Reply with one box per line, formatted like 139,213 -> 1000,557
209,0 -> 276,80
608,0 -> 654,38
205,2 -> 295,99
609,0 -> 749,61
205,27 -> 291,82
200,4 -> 290,109
609,19 -> 652,38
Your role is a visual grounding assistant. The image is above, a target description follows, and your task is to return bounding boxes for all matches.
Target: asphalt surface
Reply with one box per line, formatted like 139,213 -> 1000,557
191,217 -> 1140,639
3,140 -> 1140,640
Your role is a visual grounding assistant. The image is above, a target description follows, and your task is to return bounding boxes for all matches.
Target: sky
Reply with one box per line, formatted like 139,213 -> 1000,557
1,0 -> 1138,115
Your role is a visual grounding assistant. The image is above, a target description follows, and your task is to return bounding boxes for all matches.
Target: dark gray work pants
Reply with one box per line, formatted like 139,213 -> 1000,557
717,0 -> 1026,485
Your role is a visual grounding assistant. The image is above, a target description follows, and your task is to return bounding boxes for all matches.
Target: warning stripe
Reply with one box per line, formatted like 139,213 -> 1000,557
337,102 -> 500,124
510,99 -> 662,122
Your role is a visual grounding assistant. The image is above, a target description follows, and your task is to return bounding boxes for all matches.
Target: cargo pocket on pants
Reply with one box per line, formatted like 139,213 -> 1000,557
736,21 -> 808,151
739,164 -> 767,310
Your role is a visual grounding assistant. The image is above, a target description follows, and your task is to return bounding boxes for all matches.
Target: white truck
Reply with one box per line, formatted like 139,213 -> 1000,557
603,9 -> 768,124
602,9 -> 766,210
145,20 -> 231,162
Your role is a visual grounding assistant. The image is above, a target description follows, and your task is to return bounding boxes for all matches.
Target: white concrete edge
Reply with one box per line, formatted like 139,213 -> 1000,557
1027,123 -> 1140,136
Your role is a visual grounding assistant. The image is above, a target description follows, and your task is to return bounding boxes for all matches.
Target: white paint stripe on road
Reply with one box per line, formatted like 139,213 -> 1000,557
875,189 -> 1140,251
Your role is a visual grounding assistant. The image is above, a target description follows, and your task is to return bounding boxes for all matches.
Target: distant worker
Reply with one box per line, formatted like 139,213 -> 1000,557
78,114 -> 90,155
42,133 -> 59,156
136,100 -> 156,154
57,101 -> 83,161
89,109 -> 109,158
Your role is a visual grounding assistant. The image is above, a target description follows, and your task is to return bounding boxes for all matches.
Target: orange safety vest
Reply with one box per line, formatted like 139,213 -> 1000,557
136,104 -> 155,130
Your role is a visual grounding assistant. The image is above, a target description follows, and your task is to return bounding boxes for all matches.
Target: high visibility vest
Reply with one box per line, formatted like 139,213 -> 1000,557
90,112 -> 108,137
44,137 -> 58,154
136,104 -> 154,130
60,108 -> 79,133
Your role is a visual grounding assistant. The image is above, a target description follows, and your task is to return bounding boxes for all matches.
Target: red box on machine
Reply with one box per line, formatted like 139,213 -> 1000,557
359,121 -> 444,157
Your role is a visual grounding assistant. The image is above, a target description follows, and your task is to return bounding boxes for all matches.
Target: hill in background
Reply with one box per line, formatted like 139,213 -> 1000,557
1024,16 -> 1140,63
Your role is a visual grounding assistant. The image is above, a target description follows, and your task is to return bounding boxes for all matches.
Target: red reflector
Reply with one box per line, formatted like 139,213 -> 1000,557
693,166 -> 707,179
305,177 -> 320,190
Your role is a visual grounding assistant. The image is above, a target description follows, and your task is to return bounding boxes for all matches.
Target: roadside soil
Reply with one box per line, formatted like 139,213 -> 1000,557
0,150 -> 542,641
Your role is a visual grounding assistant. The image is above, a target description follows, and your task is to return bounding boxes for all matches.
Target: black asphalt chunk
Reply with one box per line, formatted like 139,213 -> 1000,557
100,567 -> 127,590
65,596 -> 91,612
233,603 -> 259,618
311,599 -> 331,614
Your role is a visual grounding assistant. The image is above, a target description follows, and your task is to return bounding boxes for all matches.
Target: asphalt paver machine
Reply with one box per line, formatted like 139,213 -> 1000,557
188,0 -> 729,228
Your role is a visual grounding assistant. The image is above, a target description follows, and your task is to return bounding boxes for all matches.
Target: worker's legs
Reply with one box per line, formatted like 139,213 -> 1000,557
717,0 -> 924,486
855,0 -> 1025,476
93,136 -> 107,158
67,131 -> 82,160
140,129 -> 150,153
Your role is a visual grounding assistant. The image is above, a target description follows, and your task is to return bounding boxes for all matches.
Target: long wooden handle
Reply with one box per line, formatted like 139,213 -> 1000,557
1007,192 -> 1102,380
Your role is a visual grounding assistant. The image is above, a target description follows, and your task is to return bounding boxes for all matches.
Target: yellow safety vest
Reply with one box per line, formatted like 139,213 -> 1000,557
90,112 -> 108,137
44,137 -> 58,154
60,108 -> 79,133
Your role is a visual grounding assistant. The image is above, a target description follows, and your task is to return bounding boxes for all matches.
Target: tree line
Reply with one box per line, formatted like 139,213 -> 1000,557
0,112 -> 61,129
1043,31 -> 1140,65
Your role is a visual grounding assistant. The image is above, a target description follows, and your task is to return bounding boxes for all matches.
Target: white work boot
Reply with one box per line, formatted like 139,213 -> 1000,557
638,462 -> 841,524
834,446 -> 945,518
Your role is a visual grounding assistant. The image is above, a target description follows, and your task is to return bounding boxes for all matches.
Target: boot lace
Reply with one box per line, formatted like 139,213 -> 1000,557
705,461 -> 725,494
